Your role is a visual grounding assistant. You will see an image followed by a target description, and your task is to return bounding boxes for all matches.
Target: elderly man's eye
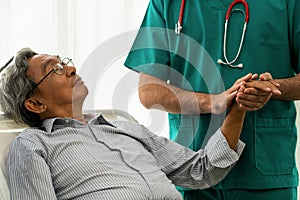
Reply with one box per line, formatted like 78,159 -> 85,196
53,63 -> 64,75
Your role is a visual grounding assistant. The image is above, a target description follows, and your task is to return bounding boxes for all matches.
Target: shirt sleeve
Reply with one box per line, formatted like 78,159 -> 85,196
137,125 -> 245,189
6,137 -> 57,200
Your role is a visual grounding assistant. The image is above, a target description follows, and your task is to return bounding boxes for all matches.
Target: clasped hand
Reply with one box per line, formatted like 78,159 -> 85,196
236,72 -> 281,111
211,72 -> 281,114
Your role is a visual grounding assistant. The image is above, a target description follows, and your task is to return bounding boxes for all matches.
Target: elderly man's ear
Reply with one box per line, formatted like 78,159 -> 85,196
24,98 -> 47,114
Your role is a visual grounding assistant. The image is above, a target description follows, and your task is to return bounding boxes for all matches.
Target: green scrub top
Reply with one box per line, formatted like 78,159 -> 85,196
125,0 -> 300,189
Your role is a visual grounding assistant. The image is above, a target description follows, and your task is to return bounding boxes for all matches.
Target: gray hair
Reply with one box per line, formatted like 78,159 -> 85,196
0,48 -> 41,127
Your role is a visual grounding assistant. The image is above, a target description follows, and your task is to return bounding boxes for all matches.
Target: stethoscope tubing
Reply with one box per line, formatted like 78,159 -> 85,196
175,0 -> 249,68
220,7 -> 248,68
220,0 -> 249,68
175,0 -> 186,34
226,0 -> 249,22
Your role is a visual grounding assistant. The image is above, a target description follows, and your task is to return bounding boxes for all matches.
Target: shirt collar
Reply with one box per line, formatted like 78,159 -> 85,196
42,114 -> 115,133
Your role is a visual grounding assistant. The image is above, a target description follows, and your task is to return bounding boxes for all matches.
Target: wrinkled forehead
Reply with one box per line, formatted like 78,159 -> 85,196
28,54 -> 60,71
26,54 -> 60,78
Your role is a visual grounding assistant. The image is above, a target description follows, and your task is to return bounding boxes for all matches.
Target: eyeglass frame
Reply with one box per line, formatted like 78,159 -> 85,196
0,56 -> 14,73
1,56 -> 74,91
34,57 -> 74,89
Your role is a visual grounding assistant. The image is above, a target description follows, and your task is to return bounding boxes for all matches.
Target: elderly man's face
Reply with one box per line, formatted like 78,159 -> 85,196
26,54 -> 88,115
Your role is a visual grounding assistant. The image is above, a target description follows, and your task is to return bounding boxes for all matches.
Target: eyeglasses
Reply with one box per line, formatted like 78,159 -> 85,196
34,57 -> 74,88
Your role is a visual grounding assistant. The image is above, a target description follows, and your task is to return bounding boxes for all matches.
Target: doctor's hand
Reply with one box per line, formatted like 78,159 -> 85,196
211,73 -> 256,114
236,73 -> 281,111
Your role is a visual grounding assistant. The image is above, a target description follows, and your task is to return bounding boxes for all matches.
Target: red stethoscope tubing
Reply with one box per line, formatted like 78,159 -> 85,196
175,0 -> 249,34
178,0 -> 186,26
175,0 -> 186,34
226,0 -> 249,22
176,0 -> 250,68
220,0 -> 250,68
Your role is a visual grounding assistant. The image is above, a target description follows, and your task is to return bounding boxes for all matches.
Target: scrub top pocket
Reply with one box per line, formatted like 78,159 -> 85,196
254,117 -> 294,175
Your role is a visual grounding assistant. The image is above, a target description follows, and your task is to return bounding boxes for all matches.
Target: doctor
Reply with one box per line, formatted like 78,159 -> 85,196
125,0 -> 300,199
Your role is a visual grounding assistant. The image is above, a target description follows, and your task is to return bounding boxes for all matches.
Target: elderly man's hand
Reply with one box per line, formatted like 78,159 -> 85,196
211,73 -> 256,114
236,72 -> 281,111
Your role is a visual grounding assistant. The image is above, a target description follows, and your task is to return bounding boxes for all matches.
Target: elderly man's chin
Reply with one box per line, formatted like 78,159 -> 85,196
72,85 -> 89,103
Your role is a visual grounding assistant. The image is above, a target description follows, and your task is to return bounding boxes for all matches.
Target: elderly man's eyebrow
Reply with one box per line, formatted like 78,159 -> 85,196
41,55 -> 60,72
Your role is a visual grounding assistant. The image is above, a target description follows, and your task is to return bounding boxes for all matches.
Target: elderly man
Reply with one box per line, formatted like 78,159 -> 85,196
0,48 -> 278,200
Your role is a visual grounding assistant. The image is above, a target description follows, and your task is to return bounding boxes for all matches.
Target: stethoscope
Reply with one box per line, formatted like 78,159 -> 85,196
175,0 -> 250,68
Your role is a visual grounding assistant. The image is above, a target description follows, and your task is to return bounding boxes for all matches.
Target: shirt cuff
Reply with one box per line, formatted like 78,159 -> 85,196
205,128 -> 245,168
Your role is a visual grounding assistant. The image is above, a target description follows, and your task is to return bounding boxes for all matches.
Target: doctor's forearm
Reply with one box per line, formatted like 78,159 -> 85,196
138,80 -> 211,114
139,73 -> 252,115
139,73 -> 212,114
272,74 -> 300,100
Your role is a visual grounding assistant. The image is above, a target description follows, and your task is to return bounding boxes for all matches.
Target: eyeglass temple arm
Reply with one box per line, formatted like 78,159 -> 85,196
0,56 -> 14,73
35,69 -> 55,87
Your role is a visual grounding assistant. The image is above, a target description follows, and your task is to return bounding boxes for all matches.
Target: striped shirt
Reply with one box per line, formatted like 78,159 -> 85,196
6,115 -> 245,200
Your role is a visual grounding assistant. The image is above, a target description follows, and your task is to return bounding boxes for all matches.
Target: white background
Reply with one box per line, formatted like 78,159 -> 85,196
0,0 -> 169,137
0,0 -> 299,195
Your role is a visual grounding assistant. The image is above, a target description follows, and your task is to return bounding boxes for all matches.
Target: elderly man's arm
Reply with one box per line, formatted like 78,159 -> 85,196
136,102 -> 246,189
169,103 -> 246,189
6,137 -> 57,200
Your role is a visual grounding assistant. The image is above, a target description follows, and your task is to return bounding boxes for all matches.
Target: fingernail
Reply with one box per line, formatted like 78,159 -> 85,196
266,87 -> 271,91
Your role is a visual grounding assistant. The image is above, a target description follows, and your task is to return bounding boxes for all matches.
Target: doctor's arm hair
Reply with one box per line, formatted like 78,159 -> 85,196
138,73 -> 254,115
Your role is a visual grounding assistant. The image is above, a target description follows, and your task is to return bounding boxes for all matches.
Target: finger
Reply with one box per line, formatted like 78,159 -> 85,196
251,73 -> 258,80
259,72 -> 280,87
239,84 -> 246,92
259,72 -> 272,81
234,73 -> 253,85
226,90 -> 238,101
228,80 -> 246,94
245,81 -> 281,95
236,96 -> 265,110
243,88 -> 271,96
237,103 -> 260,111
270,80 -> 280,87
237,91 -> 270,103
235,96 -> 260,110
